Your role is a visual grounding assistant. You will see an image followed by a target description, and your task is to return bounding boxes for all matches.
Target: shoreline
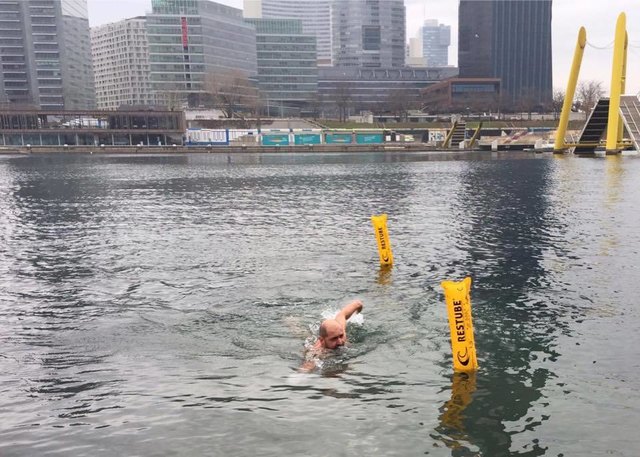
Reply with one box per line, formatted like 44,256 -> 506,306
0,143 -> 537,155
0,143 -> 535,155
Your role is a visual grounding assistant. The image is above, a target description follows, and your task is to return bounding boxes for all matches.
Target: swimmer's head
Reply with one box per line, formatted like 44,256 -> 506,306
318,319 -> 346,349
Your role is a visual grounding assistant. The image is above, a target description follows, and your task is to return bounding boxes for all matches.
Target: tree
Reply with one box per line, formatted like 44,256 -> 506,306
498,90 -> 513,118
576,80 -> 604,113
163,91 -> 184,111
386,89 -> 416,122
204,69 -> 258,119
246,94 -> 265,130
518,87 -> 539,120
552,89 -> 565,120
307,93 -> 323,120
330,81 -> 353,123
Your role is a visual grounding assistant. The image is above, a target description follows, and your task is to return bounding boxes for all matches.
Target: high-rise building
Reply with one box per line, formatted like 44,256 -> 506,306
0,0 -> 95,109
146,0 -> 257,107
60,0 -> 95,109
458,0 -> 552,106
244,0 -> 332,66
245,18 -> 317,116
331,0 -> 405,68
420,19 -> 450,67
91,17 -> 156,109
406,37 -> 426,68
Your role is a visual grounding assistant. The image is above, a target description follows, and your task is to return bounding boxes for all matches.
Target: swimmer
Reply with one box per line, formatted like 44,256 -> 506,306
315,299 -> 363,350
301,299 -> 363,371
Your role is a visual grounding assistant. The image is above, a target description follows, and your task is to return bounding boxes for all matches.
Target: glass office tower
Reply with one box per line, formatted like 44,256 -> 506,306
458,0 -> 552,106
0,0 -> 94,109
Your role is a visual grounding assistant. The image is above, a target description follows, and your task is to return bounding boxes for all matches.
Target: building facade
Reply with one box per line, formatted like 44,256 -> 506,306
91,17 -> 156,110
318,66 -> 457,117
146,0 -> 257,107
0,108 -> 185,146
60,0 -> 95,109
421,78 -> 501,113
458,0 -> 552,107
244,0 -> 332,66
0,0 -> 95,109
420,19 -> 450,67
246,19 -> 317,116
331,0 -> 405,68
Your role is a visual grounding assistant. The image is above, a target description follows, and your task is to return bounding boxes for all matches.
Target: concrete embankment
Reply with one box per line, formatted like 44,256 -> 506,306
0,143 -> 475,155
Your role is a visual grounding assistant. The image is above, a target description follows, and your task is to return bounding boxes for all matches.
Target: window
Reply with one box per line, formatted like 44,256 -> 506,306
362,26 -> 380,51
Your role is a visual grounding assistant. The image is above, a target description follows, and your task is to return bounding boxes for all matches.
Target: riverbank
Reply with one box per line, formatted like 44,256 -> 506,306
0,143 -> 485,155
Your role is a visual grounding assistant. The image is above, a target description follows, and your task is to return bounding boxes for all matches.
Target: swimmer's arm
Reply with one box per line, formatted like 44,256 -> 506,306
300,360 -> 316,372
336,299 -> 363,326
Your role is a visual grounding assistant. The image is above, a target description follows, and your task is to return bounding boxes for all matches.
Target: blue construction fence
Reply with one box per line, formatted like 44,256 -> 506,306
185,128 -> 413,146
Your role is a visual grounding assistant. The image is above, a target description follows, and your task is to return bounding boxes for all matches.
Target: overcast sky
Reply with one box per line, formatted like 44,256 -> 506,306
87,0 -> 640,94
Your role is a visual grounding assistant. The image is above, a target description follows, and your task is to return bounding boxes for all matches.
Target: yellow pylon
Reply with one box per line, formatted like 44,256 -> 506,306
605,13 -> 627,153
554,27 -> 586,152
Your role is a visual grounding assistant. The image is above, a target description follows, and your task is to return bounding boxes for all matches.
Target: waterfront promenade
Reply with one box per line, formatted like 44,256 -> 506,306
0,143 -> 456,155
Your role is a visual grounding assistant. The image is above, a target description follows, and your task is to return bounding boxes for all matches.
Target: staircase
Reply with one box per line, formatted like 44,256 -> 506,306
444,119 -> 466,148
573,98 -> 609,154
620,95 -> 640,152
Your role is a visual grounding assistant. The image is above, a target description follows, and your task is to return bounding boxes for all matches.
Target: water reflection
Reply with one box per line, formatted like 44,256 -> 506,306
432,372 -> 478,455
376,264 -> 393,285
438,158 -> 561,455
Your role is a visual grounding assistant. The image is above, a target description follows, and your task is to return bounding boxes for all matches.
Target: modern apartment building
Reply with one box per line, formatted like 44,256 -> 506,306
146,0 -> 257,107
91,17 -> 155,110
331,0 -> 405,68
245,18 -> 317,116
458,0 -> 553,106
243,0 -> 332,66
420,19 -> 450,67
0,0 -> 95,109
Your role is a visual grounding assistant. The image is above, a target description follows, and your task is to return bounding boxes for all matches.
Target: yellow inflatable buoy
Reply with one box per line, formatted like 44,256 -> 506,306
371,214 -> 393,266
441,277 -> 478,372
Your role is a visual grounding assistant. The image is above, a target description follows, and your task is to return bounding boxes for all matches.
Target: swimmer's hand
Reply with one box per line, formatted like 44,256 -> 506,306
335,299 -> 363,328
300,360 -> 316,373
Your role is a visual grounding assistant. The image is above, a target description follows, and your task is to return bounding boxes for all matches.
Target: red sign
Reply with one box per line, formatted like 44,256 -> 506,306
181,17 -> 188,48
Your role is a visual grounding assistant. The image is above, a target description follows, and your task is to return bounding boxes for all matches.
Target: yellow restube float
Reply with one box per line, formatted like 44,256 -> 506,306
371,214 -> 393,266
441,277 -> 478,372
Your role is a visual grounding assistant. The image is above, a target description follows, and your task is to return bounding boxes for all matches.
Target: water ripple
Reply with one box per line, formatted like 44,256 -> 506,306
1,153 -> 640,456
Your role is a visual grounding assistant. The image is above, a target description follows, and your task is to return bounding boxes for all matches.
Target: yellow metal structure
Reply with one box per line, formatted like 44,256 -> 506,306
605,13 -> 627,153
557,13 -> 634,154
555,27 -> 587,152
443,120 -> 457,149
469,122 -> 483,149
617,32 -> 628,144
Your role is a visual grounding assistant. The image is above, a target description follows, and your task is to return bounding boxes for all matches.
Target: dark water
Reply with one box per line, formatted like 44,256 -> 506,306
0,151 -> 639,456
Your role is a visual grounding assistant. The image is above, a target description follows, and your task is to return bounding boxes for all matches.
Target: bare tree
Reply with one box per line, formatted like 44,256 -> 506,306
386,89 -> 416,122
485,93 -> 500,118
330,81 -> 353,123
162,91 -> 184,111
245,94 -> 265,130
518,88 -> 539,120
576,80 -> 604,113
306,94 -> 323,120
552,89 -> 565,120
204,69 -> 258,119
498,90 -> 513,118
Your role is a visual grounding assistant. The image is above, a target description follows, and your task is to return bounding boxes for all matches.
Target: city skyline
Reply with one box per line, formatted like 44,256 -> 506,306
86,0 -> 640,95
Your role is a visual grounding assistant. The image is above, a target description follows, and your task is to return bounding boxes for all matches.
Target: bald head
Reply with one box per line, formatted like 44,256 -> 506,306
318,319 -> 346,349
